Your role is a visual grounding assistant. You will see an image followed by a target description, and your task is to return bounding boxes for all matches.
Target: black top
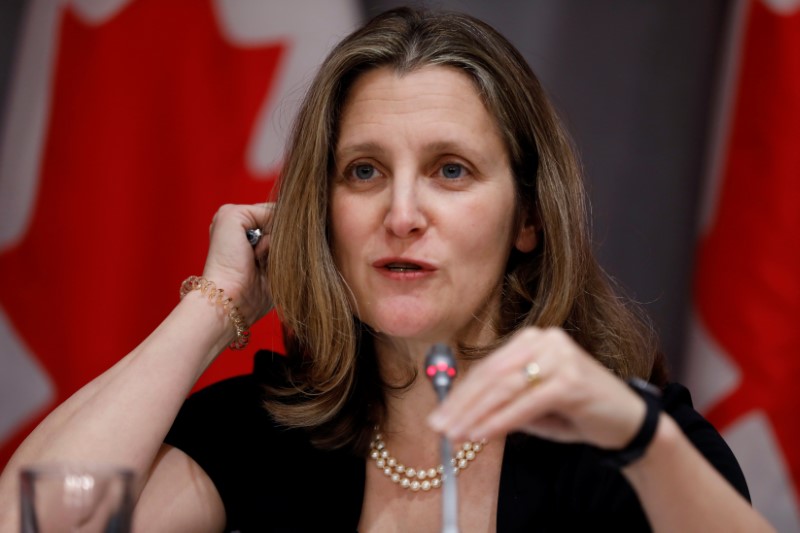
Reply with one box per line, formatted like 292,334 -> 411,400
165,351 -> 749,532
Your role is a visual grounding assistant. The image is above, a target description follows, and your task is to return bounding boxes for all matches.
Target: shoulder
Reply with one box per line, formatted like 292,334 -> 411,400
163,351 -> 296,516
164,349 -> 345,471
166,351 -> 285,446
172,350 -> 285,412
164,350 -> 364,531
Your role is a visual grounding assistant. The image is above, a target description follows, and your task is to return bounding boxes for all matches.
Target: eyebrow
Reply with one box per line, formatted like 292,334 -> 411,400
335,140 -> 490,165
335,141 -> 386,159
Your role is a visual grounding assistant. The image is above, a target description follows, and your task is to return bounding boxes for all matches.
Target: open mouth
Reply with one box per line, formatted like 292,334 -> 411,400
385,262 -> 423,273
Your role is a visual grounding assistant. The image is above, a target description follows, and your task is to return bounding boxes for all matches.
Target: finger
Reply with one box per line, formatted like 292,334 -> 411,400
204,204 -> 275,279
465,378 -> 566,441
239,202 -> 275,232
447,351 -> 560,441
433,328 -> 587,441
440,329 -> 544,406
454,327 -> 571,397
474,355 -> 645,447
245,204 -> 275,257
430,328 -> 553,427
442,369 -> 526,439
209,204 -> 274,249
432,341 -> 560,440
211,203 -> 274,230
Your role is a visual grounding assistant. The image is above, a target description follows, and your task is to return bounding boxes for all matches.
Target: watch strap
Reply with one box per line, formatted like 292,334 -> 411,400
597,377 -> 663,469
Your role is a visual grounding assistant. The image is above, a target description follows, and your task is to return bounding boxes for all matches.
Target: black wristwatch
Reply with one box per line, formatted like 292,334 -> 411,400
597,377 -> 663,469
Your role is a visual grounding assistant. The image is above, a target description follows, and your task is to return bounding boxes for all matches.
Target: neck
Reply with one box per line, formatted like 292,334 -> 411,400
369,301 -> 499,448
372,338 -> 475,443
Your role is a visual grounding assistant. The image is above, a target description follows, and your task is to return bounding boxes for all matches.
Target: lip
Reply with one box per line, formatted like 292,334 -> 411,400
372,257 -> 437,280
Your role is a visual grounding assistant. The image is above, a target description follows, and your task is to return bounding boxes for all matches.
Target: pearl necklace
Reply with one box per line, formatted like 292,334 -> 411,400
369,430 -> 487,492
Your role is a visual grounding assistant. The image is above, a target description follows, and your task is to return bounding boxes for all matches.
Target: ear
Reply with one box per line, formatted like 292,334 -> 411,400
514,217 -> 538,253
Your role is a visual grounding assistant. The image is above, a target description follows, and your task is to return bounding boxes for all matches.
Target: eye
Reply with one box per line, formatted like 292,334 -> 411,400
440,163 -> 465,179
349,163 -> 379,181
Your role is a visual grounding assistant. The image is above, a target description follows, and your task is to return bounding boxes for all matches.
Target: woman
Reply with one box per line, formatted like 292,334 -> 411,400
0,7 -> 773,532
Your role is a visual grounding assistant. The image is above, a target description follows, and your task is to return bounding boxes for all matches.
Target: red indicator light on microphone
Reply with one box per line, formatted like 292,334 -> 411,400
425,344 -> 457,396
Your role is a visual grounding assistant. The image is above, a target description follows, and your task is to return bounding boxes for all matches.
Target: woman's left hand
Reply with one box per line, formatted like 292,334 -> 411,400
428,327 -> 648,450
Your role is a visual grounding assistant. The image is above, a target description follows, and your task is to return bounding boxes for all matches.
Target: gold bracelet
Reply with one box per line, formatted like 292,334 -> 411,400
179,276 -> 250,350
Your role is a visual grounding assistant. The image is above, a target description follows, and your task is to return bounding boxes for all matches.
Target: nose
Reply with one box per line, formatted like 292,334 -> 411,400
383,175 -> 428,238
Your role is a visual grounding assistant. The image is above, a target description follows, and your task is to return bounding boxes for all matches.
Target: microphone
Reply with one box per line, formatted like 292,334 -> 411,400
425,344 -> 459,533
425,343 -> 457,401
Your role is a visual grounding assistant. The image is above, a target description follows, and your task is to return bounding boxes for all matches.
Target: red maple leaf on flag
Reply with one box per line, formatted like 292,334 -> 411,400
0,0 -> 286,467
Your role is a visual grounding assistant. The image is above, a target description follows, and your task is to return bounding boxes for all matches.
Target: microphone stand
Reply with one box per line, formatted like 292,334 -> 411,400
426,344 -> 460,533
438,394 -> 459,533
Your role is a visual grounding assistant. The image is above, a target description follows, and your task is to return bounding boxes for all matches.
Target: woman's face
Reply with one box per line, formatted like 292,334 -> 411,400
330,66 -> 536,347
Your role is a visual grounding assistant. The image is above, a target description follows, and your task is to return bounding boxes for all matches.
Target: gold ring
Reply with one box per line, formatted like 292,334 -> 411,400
522,362 -> 542,386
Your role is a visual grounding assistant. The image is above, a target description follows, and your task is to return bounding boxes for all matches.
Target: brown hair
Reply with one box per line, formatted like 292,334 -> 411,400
266,7 -> 664,453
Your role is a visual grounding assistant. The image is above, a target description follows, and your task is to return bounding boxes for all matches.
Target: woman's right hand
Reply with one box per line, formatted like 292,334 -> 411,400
0,202 -> 276,533
200,203 -> 275,327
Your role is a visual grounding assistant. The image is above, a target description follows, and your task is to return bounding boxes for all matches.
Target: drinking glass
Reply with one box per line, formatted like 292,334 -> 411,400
19,463 -> 134,533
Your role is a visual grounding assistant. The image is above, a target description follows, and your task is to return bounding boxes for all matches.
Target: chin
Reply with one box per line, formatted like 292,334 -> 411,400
365,307 -> 455,344
368,316 -> 433,338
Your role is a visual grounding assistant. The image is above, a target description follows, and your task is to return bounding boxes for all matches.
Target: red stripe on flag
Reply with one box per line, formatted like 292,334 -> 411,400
695,0 -> 800,497
0,0 -> 285,466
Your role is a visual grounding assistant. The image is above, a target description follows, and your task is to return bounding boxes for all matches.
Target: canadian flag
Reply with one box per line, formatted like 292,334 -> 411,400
684,0 -> 800,530
0,0 -> 359,468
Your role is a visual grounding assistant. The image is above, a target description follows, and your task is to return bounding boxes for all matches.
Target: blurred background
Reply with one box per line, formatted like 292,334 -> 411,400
1,0 -> 797,529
